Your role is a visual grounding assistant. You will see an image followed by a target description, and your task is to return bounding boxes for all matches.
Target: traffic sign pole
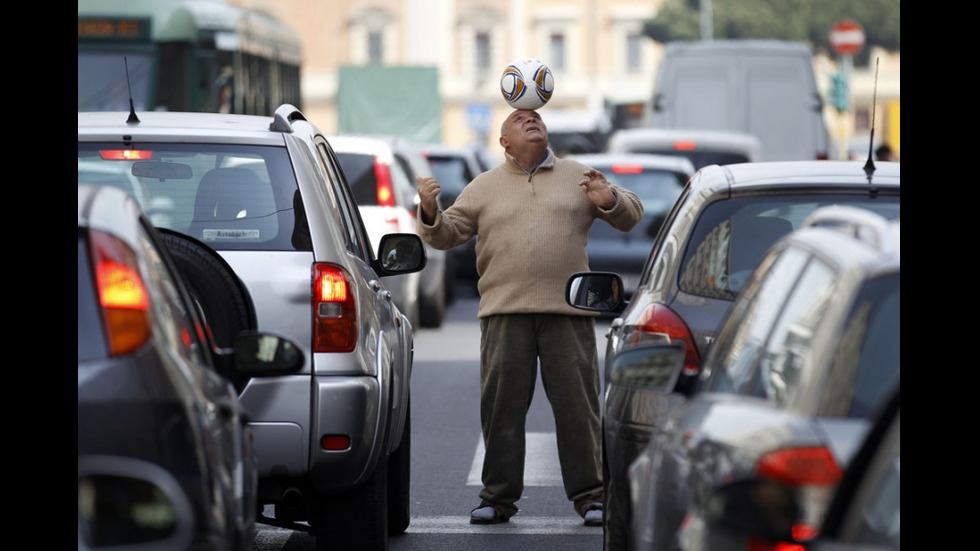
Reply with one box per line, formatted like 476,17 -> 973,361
829,19 -> 865,159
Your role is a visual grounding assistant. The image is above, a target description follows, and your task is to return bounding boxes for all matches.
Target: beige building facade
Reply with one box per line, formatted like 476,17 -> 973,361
232,0 -> 899,159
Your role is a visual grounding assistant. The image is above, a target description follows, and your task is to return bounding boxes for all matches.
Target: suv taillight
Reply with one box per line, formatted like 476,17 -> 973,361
374,160 -> 396,207
312,263 -> 358,352
91,230 -> 152,355
751,446 -> 843,550
628,303 -> 701,376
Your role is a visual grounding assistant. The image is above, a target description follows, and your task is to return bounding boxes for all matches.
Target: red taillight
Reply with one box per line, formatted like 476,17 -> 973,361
312,263 -> 357,352
91,230 -> 152,355
99,149 -> 153,160
611,163 -> 644,174
748,539 -> 806,551
374,161 -> 396,207
672,140 -> 697,151
629,303 -> 701,376
321,434 -> 351,451
756,447 -> 842,487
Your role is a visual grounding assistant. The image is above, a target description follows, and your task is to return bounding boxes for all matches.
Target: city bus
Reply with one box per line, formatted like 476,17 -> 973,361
78,0 -> 302,115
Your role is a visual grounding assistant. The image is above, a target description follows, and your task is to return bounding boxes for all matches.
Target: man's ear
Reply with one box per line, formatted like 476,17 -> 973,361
499,135 -> 508,149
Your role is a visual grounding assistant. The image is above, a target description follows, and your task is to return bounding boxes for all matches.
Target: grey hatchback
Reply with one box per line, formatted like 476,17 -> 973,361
78,105 -> 425,551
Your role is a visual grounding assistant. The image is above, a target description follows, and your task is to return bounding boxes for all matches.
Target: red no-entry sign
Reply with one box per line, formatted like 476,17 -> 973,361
830,19 -> 865,56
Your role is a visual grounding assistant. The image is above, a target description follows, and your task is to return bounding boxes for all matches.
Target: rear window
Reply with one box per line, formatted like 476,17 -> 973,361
336,152 -> 382,206
426,156 -> 472,196
635,149 -> 750,169
77,144 -> 306,251
678,195 -> 900,300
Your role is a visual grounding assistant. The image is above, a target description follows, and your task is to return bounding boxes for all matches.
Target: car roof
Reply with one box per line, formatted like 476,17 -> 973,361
565,152 -> 696,176
696,160 -> 900,191
607,127 -> 764,154
77,109 -> 292,144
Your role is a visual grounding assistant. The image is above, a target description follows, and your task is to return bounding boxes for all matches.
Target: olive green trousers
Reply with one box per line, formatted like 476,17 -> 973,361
477,313 -> 603,518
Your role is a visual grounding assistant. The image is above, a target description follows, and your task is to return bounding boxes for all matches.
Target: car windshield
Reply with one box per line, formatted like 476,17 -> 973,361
678,195 -> 901,299
78,144 -> 307,251
426,156 -> 471,196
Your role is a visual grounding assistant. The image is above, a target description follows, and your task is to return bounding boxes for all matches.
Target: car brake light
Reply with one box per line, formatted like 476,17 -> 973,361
374,161 -> 396,207
628,303 -> 701,376
90,230 -> 152,355
672,140 -> 697,151
756,447 -> 842,487
313,263 -> 357,352
750,447 -> 840,550
99,149 -> 154,160
611,163 -> 644,174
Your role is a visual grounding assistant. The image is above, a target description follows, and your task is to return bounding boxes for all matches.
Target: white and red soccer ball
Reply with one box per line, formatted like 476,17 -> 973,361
500,58 -> 555,110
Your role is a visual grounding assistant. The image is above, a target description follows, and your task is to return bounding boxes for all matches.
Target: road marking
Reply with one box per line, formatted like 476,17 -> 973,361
405,515 -> 598,534
467,432 -> 562,487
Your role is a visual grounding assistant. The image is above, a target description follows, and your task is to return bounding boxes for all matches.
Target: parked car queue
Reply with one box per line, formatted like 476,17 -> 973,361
567,162 -> 899,551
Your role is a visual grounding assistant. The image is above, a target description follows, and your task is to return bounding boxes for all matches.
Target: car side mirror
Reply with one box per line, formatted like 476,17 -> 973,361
565,272 -> 625,313
378,233 -> 427,274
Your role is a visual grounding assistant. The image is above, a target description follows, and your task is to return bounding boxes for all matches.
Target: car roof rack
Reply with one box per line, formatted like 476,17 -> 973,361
270,104 -> 307,133
801,205 -> 898,255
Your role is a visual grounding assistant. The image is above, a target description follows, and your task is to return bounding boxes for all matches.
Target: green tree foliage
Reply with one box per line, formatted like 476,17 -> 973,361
644,0 -> 899,66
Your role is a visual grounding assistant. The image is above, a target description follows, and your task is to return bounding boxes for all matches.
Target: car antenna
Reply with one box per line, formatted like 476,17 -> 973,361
862,57 -> 880,182
124,56 -> 140,124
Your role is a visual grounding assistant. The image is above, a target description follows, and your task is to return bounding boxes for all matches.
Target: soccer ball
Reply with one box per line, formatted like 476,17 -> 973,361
500,59 -> 555,110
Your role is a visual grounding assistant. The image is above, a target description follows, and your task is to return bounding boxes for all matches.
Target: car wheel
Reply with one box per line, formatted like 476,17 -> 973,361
314,454 -> 389,551
387,400 -> 411,534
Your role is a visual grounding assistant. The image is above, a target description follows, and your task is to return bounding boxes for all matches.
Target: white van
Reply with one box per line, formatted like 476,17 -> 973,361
650,39 -> 829,161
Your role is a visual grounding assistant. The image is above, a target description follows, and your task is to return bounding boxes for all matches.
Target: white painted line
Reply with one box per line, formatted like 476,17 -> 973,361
467,432 -> 562,487
405,515 -> 599,534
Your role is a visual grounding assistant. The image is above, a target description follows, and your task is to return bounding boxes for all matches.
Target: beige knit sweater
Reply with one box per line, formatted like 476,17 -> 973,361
417,149 -> 643,318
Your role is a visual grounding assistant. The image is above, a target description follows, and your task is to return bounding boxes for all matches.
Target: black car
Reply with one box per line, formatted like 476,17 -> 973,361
78,184 -> 303,551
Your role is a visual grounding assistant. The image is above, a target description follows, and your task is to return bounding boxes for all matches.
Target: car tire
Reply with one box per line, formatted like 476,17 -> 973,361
387,400 -> 411,535
314,454 -> 389,551
159,229 -> 256,347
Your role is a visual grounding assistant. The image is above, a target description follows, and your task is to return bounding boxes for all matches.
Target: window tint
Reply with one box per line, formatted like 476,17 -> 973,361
755,255 -> 835,408
427,157 -> 470,196
822,272 -> 901,418
77,144 -> 301,251
705,247 -> 809,395
677,195 -> 900,300
317,140 -> 373,259
336,152 -> 381,206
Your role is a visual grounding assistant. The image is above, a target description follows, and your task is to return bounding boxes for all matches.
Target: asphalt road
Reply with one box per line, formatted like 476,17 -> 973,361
255,282 -> 609,551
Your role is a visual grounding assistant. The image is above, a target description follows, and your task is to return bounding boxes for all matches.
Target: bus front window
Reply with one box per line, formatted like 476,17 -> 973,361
78,52 -> 153,112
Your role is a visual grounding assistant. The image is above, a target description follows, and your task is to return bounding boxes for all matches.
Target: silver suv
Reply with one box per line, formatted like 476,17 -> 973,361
78,104 -> 425,551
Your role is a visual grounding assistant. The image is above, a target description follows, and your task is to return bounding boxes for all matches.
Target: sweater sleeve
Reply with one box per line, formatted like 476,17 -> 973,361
597,185 -> 644,232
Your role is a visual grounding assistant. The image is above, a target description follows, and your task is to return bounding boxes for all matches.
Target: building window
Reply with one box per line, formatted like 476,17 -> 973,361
626,32 -> 642,72
368,30 -> 384,64
475,31 -> 491,71
550,32 -> 566,71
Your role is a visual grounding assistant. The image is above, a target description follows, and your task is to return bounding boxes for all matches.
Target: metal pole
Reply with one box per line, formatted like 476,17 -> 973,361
700,0 -> 713,41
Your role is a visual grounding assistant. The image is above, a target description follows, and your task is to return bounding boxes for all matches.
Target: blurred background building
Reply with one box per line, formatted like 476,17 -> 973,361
225,0 -> 899,160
